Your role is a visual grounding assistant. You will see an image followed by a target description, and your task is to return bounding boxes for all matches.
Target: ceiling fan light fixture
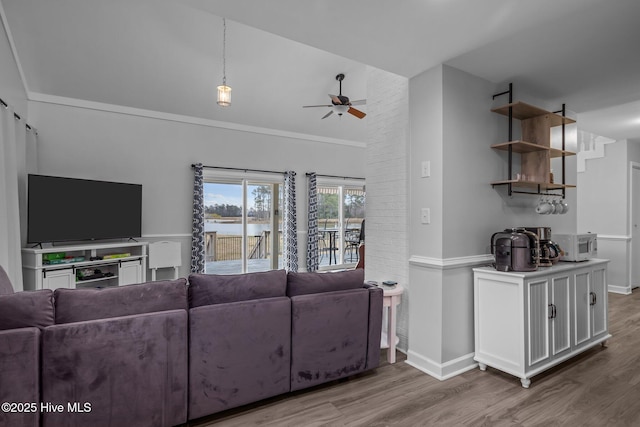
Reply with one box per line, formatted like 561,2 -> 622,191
217,18 -> 231,107
302,73 -> 366,119
333,104 -> 349,115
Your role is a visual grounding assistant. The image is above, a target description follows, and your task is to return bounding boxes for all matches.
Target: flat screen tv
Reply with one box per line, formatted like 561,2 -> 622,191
27,174 -> 142,244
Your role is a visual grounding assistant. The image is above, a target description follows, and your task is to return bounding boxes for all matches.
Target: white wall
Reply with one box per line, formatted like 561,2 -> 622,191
28,100 -> 366,277
0,16 -> 26,115
578,140 -> 627,235
577,139 -> 640,293
364,66 -> 410,350
577,140 -> 630,292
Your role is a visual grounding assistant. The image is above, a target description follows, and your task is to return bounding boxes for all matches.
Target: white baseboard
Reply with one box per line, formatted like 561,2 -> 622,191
608,284 -> 632,295
405,350 -> 477,381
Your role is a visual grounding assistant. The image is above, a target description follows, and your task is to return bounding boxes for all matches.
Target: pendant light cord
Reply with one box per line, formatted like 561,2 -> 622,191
222,18 -> 227,86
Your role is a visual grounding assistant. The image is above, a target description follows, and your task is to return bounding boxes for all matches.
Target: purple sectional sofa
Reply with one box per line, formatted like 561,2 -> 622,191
42,279 -> 189,427
287,270 -> 383,391
0,266 -> 51,427
187,269 -> 292,419
0,266 -> 383,427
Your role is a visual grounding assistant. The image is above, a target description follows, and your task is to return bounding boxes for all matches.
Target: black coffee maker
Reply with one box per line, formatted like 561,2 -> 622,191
525,227 -> 560,267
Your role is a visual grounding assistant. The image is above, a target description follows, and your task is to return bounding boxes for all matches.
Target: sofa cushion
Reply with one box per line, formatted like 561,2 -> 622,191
286,269 -> 365,297
0,289 -> 54,330
188,297 -> 291,419
0,328 -> 41,427
54,278 -> 188,324
290,288 -> 370,391
42,310 -> 188,427
188,269 -> 287,308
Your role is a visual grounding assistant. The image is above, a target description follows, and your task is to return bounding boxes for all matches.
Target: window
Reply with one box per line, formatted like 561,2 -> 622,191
316,179 -> 365,269
203,171 -> 283,274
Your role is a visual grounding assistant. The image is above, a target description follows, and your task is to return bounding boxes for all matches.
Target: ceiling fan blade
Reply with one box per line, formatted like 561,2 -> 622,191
329,94 -> 343,104
321,110 -> 334,119
350,99 -> 366,106
348,107 -> 366,119
303,104 -> 333,108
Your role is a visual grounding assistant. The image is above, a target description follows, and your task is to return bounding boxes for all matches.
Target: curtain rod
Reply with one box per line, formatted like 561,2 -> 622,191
0,96 -> 36,132
191,164 -> 287,176
306,172 -> 365,181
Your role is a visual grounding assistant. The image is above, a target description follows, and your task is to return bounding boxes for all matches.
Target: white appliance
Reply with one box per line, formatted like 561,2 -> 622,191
553,233 -> 597,261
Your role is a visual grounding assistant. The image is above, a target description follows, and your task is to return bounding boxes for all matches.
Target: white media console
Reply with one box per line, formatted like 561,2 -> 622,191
22,241 -> 147,291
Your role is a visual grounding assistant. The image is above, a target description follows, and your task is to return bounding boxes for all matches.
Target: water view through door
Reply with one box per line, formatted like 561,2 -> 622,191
204,181 -> 282,274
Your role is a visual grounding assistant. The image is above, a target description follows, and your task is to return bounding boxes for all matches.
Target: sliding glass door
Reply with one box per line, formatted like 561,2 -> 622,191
316,180 -> 365,268
203,176 -> 282,274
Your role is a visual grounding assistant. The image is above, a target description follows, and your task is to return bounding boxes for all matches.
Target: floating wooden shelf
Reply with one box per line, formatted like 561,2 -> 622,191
491,101 -> 576,127
491,141 -> 576,158
490,180 -> 576,191
490,85 -> 576,197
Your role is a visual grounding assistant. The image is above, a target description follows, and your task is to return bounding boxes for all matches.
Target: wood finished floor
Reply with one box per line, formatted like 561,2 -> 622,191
189,290 -> 640,426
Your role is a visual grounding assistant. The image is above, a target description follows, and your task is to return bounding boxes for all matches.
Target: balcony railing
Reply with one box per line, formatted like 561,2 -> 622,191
205,231 -> 282,261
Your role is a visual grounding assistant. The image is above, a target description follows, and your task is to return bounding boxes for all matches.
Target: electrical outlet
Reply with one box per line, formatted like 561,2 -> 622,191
421,208 -> 430,224
421,161 -> 430,178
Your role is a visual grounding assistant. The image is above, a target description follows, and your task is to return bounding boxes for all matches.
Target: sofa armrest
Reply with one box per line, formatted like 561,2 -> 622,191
188,297 -> 291,420
0,328 -> 40,427
42,310 -> 188,427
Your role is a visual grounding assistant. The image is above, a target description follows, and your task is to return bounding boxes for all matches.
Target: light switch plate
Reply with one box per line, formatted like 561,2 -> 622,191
421,208 -> 430,224
421,161 -> 430,178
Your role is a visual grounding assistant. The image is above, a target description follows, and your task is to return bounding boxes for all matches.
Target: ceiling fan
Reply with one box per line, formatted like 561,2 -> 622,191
303,73 -> 366,119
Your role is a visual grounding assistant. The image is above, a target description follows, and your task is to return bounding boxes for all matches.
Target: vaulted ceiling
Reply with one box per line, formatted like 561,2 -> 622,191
2,0 -> 640,143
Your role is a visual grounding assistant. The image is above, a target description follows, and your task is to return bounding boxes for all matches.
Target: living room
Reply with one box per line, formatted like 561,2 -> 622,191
2,1 -> 640,426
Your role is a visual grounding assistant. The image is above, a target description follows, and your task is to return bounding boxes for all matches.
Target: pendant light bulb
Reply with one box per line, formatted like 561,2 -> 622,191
217,84 -> 231,107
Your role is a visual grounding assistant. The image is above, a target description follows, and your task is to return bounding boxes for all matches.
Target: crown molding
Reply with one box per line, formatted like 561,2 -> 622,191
27,92 -> 366,149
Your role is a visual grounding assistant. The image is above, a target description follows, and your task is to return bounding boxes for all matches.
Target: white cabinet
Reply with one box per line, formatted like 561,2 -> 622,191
118,259 -> 143,286
573,264 -> 608,349
473,259 -> 610,388
22,241 -> 148,291
526,274 -> 572,371
41,268 -> 75,290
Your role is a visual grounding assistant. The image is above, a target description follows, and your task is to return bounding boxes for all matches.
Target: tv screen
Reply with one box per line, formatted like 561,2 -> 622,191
27,174 -> 142,244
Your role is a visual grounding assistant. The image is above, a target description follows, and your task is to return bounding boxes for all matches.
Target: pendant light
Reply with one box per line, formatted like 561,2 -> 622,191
217,18 -> 231,107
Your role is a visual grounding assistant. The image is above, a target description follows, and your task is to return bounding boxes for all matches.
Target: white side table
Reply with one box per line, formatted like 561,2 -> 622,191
381,284 -> 404,364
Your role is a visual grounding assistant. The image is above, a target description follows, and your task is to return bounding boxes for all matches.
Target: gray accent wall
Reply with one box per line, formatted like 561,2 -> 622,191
407,64 -> 583,379
27,101 -> 366,278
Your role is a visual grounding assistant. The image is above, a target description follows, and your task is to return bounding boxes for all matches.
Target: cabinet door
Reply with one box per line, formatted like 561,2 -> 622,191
527,279 -> 550,367
119,259 -> 142,286
590,266 -> 608,338
573,269 -> 592,347
550,275 -> 571,357
42,268 -> 75,290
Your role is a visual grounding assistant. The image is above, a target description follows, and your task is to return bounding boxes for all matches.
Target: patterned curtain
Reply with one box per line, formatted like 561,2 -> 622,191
306,173 -> 319,272
283,171 -> 298,272
191,163 -> 205,273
